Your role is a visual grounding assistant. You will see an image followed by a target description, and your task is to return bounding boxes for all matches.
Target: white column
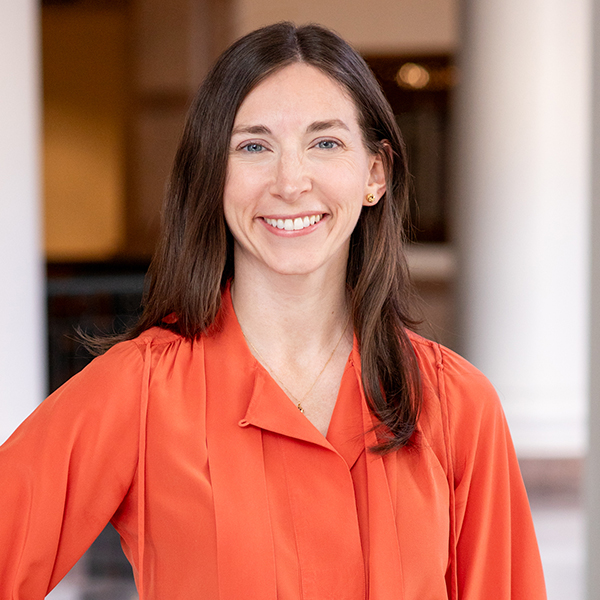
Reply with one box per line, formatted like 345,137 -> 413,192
0,1 -> 45,443
453,0 -> 591,457
585,1 -> 600,596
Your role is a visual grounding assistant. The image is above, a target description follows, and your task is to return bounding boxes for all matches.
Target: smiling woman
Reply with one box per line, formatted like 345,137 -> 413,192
224,63 -> 385,284
0,22 -> 546,600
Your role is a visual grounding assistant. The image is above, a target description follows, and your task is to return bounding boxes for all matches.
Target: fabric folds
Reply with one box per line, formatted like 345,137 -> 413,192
0,287 -> 546,599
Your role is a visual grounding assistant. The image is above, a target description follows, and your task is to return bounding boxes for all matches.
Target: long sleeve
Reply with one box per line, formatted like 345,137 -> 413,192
438,346 -> 546,599
0,340 -> 143,599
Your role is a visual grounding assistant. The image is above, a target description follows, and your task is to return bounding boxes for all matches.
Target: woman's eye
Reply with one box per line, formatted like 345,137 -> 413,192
316,140 -> 339,150
241,142 -> 265,153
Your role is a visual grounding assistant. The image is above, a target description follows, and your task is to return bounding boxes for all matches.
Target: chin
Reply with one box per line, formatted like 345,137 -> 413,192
262,245 -> 349,278
268,262 -> 322,277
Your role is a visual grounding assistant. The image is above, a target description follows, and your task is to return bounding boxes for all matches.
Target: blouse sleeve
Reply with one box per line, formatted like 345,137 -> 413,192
0,340 -> 144,599
439,346 -> 547,600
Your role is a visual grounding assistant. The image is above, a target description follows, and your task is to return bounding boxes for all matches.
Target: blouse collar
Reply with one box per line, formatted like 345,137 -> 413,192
214,283 -> 366,468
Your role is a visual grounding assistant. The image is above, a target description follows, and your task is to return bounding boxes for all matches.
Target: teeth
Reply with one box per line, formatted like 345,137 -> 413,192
264,215 -> 323,231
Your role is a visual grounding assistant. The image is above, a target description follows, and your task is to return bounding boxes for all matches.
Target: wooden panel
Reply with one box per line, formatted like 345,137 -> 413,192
43,4 -> 128,260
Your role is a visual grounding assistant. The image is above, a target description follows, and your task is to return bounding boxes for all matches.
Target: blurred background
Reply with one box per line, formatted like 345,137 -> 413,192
1,0 -> 599,598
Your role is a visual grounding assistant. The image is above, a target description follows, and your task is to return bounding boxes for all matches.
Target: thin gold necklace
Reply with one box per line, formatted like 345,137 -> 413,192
241,315 -> 351,414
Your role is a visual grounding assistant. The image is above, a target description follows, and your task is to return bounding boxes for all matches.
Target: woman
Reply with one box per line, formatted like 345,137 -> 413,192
0,22 -> 545,600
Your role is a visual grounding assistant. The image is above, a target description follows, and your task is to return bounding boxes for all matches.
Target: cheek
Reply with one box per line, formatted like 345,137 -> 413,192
222,181 -> 242,233
223,166 -> 248,212
225,162 -> 271,206
316,157 -> 370,195
222,178 -> 260,238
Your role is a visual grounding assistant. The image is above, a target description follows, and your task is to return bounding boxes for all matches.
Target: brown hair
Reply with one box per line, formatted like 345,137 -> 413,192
95,22 -> 421,452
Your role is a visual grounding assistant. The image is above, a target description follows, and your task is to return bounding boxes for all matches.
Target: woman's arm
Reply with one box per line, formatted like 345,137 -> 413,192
0,340 -> 144,599
438,346 -> 547,599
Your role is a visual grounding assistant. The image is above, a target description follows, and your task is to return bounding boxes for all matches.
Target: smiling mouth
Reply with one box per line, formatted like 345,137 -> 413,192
263,214 -> 323,231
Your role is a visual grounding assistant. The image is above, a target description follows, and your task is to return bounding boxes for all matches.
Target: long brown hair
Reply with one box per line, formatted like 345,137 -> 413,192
94,22 -> 421,452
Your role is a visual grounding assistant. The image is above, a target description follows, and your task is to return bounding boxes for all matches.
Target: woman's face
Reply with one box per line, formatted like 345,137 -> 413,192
224,63 -> 385,280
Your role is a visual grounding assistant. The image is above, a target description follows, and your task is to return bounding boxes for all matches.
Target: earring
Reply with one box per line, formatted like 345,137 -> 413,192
366,193 -> 376,204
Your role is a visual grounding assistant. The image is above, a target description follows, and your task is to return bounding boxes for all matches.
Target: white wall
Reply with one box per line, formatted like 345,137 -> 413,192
0,1 -> 45,443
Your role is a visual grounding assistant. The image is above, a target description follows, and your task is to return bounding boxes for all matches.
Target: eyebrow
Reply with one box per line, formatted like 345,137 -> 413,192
231,124 -> 272,136
231,119 -> 350,137
306,119 -> 350,133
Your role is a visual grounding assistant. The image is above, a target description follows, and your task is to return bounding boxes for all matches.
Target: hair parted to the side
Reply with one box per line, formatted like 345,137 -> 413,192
90,22 -> 422,453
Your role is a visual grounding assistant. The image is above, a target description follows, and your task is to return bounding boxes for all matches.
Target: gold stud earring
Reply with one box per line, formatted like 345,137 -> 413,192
366,193 -> 376,204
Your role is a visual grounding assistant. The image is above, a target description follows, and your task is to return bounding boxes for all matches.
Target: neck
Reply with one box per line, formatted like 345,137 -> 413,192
230,261 -> 350,362
230,252 -> 354,434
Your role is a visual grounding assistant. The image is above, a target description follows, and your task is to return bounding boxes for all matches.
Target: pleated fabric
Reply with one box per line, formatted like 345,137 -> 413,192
0,287 -> 546,599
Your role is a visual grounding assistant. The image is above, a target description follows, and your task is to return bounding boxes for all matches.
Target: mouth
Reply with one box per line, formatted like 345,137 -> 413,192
263,214 -> 323,231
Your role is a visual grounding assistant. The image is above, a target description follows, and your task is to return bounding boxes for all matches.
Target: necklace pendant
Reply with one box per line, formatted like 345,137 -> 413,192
238,311 -> 350,421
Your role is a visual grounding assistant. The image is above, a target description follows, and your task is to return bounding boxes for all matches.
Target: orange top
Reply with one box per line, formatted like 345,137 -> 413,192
0,288 -> 546,599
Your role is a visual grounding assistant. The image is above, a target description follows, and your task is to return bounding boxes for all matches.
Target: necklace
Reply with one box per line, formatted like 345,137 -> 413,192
241,315 -> 351,414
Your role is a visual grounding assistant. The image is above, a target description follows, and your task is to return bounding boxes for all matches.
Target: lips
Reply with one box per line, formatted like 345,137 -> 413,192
263,214 -> 323,231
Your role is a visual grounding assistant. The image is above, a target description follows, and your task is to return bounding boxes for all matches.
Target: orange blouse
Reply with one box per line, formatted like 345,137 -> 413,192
0,289 -> 546,599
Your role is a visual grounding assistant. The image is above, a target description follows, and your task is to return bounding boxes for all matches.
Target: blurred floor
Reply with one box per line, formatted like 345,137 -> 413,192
524,458 -> 585,600
531,501 -> 584,600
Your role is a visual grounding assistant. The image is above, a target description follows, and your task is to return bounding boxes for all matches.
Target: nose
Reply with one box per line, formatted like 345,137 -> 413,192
269,150 -> 311,202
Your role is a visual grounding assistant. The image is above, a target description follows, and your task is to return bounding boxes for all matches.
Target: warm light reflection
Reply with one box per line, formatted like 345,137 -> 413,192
396,62 -> 431,89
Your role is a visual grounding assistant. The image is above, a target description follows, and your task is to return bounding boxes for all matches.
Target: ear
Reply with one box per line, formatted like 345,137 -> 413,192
363,148 -> 387,206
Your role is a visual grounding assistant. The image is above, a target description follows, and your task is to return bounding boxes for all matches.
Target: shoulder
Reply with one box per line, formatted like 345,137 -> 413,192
53,327 -> 194,403
408,330 -> 502,418
408,331 -> 508,474
129,325 -> 188,352
107,326 -> 197,367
